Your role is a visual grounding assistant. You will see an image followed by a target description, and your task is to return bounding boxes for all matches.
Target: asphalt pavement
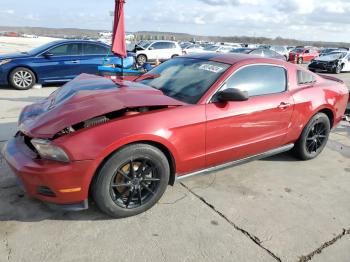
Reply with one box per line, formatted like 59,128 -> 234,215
0,80 -> 349,262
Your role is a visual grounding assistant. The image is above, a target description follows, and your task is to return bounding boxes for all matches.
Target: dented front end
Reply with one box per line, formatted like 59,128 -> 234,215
18,74 -> 186,140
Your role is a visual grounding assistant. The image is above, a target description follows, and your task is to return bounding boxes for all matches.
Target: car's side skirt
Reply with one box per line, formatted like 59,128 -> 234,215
176,143 -> 294,181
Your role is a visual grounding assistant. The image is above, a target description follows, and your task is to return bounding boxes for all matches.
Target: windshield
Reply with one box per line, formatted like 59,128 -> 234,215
204,45 -> 220,51
231,48 -> 251,54
138,41 -> 151,49
139,57 -> 230,104
324,52 -> 347,60
292,48 -> 304,53
26,41 -> 60,55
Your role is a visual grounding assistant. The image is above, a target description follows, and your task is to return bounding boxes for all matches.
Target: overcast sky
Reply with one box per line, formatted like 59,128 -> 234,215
0,0 -> 349,42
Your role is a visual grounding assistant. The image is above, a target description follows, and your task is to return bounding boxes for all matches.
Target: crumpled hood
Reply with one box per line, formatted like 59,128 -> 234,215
19,74 -> 186,138
314,54 -> 344,62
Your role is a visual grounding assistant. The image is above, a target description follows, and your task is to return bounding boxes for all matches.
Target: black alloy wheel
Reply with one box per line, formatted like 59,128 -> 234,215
293,112 -> 330,160
110,159 -> 161,209
305,122 -> 328,155
93,144 -> 170,218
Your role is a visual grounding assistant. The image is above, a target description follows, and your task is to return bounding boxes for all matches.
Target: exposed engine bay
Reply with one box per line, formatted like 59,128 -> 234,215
54,106 -> 169,138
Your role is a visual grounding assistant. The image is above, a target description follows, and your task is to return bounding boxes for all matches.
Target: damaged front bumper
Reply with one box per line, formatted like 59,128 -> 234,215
1,134 -> 94,211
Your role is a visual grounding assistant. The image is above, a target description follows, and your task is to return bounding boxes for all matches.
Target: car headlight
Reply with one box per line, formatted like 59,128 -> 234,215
31,139 -> 70,163
0,59 -> 12,66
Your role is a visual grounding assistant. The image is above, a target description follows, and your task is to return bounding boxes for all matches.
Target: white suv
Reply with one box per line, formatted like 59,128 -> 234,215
135,41 -> 182,65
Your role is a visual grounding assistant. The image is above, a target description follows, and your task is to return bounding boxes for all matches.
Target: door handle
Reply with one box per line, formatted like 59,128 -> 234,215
70,60 -> 80,64
277,102 -> 291,109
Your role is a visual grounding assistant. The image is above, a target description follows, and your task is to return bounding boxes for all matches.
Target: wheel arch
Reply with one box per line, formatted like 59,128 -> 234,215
8,65 -> 38,84
136,53 -> 148,61
89,139 -> 178,198
318,107 -> 334,128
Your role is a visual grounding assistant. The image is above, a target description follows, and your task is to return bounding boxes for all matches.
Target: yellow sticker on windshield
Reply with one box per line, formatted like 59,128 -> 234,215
199,64 -> 224,73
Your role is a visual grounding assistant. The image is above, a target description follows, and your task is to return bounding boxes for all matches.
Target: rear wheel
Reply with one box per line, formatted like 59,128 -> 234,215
293,113 -> 330,160
92,144 -> 170,218
9,67 -> 36,90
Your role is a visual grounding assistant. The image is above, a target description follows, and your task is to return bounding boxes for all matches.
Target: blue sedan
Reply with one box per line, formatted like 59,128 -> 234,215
0,40 -> 117,90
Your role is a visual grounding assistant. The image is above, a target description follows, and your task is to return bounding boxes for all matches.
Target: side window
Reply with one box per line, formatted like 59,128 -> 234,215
150,42 -> 164,50
162,42 -> 176,49
83,44 -> 109,55
224,65 -> 287,97
297,70 -> 315,85
305,49 -> 310,54
49,44 -> 81,56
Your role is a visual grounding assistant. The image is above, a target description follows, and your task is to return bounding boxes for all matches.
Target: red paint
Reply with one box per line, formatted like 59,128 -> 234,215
3,54 -> 349,206
288,47 -> 319,63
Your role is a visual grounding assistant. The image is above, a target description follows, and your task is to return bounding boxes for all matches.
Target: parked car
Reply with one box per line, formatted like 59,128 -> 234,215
3,54 -> 348,218
269,45 -> 289,60
288,47 -> 319,64
182,44 -> 204,55
133,40 -> 182,65
203,45 -> 233,53
308,51 -> 350,74
0,40 -> 114,90
179,42 -> 193,49
231,48 -> 286,60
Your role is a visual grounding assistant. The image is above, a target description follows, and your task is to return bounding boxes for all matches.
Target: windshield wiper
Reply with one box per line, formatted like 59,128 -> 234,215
134,73 -> 160,82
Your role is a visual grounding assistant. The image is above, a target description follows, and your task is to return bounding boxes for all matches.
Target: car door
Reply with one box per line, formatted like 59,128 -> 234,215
147,42 -> 165,60
205,64 -> 294,167
162,42 -> 176,59
80,43 -> 111,74
34,43 -> 82,82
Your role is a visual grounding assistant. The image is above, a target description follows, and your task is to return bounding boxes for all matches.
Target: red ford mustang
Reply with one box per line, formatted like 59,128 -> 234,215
2,53 -> 349,218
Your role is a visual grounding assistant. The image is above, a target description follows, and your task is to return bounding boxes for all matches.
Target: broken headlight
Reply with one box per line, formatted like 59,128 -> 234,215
31,139 -> 70,163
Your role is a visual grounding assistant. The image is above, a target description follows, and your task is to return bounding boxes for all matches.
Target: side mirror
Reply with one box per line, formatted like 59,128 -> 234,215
148,46 -> 154,50
216,88 -> 249,102
42,52 -> 53,58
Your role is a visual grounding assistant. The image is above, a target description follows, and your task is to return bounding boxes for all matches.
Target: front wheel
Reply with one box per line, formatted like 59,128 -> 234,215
92,144 -> 170,218
9,67 -> 36,90
334,64 -> 343,74
293,112 -> 330,160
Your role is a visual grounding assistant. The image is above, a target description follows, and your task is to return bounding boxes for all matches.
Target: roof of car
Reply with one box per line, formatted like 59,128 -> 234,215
185,52 -> 285,65
49,39 -> 109,45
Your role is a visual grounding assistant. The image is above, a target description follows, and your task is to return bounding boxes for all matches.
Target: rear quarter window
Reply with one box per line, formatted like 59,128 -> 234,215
297,70 -> 316,85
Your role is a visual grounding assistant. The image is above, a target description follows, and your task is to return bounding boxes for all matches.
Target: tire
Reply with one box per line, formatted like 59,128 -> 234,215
92,144 -> 170,218
297,57 -> 303,64
137,55 -> 147,66
293,112 -> 330,160
171,54 -> 179,59
334,64 -> 343,74
9,67 -> 36,90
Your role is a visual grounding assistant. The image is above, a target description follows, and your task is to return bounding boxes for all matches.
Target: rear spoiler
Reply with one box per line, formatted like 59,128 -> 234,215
317,74 -> 344,84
